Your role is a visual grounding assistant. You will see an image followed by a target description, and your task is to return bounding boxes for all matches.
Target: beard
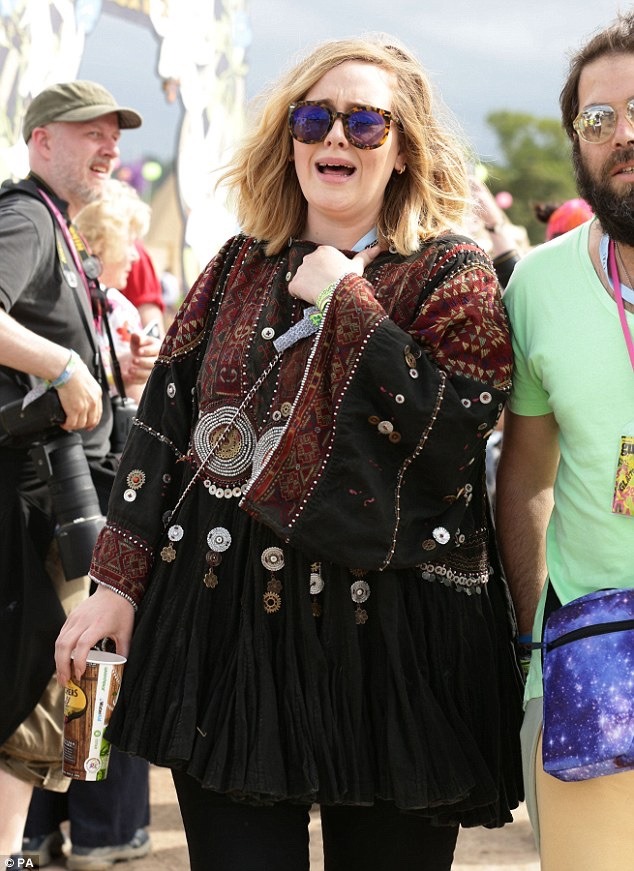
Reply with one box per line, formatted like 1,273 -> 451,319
573,142 -> 634,245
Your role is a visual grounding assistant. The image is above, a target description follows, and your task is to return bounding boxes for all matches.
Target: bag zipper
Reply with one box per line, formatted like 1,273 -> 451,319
546,618 -> 634,651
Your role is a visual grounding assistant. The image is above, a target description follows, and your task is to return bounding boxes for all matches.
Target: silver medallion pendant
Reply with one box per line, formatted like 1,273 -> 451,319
192,406 -> 257,480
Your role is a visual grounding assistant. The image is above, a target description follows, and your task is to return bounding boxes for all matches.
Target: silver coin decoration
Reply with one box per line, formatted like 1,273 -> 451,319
310,572 -> 324,595
168,524 -> 184,542
432,526 -> 450,545
126,469 -> 146,489
261,546 -> 285,571
207,526 -> 232,552
350,579 -> 371,603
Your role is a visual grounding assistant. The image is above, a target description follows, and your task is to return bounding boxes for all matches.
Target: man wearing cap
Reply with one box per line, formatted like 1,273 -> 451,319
0,81 -> 150,867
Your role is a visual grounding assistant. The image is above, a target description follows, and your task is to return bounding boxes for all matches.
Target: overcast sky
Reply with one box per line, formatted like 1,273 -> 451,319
80,0 -> 625,166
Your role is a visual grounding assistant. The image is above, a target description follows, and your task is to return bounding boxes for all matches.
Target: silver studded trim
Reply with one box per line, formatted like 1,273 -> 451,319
251,426 -> 286,479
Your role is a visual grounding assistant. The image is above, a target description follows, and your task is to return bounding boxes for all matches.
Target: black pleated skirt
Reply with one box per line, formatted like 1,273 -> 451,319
106,487 -> 523,828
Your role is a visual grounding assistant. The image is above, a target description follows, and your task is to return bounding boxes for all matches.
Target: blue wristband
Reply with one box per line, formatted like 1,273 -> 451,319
49,350 -> 80,389
517,633 -> 532,645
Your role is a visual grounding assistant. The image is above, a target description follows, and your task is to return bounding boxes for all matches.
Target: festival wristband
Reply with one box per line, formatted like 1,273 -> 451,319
315,281 -> 338,313
49,349 -> 80,389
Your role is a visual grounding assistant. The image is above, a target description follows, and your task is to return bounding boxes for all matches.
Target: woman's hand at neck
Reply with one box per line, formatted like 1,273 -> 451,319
288,243 -> 382,306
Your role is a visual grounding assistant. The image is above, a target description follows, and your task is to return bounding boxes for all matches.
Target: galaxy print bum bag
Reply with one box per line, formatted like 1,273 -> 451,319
541,587 -> 634,781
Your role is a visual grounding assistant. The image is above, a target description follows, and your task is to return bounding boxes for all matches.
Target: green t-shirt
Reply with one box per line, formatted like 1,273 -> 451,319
503,221 -> 634,701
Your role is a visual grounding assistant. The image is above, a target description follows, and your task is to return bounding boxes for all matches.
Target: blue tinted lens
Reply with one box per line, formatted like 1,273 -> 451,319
291,105 -> 331,142
347,110 -> 387,146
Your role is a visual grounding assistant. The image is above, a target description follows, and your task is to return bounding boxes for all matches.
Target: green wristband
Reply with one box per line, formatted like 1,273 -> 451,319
316,281 -> 337,313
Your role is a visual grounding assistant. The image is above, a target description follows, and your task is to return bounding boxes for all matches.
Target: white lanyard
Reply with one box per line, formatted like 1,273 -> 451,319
601,232 -> 634,305
608,238 -> 634,371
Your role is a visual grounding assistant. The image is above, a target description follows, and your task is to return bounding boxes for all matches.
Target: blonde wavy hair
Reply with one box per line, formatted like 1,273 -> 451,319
219,35 -> 473,256
75,179 -> 151,265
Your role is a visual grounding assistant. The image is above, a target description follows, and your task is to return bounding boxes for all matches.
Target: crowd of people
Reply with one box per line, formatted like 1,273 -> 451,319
0,9 -> 633,871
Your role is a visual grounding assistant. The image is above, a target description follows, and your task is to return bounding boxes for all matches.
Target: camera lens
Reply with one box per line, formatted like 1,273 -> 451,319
30,433 -> 105,581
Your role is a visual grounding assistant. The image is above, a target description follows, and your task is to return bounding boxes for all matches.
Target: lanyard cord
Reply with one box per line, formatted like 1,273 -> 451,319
608,238 -> 634,372
35,186 -> 109,384
36,187 -> 94,302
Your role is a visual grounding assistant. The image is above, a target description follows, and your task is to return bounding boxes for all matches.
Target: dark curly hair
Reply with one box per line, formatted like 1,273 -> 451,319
560,12 -> 634,140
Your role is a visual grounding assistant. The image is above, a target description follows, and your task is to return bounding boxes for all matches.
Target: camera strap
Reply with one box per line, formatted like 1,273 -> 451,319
92,285 -> 129,401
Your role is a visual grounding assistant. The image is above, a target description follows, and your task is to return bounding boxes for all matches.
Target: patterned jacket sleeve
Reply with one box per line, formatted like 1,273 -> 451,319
89,236 -> 247,606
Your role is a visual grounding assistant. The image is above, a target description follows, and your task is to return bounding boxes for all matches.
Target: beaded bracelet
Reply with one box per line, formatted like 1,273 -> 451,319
49,349 -> 80,389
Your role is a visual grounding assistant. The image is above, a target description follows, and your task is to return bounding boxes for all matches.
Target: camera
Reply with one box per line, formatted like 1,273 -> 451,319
110,395 -> 138,455
0,389 -> 105,581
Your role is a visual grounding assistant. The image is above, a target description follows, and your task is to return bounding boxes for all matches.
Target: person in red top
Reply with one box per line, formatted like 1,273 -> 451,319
121,240 -> 165,336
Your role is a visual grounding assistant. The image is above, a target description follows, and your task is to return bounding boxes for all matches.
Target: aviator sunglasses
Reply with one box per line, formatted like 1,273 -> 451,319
288,101 -> 402,150
573,98 -> 634,144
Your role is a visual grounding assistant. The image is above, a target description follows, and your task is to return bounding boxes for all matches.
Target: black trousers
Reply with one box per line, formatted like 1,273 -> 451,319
24,747 -> 149,848
172,770 -> 458,871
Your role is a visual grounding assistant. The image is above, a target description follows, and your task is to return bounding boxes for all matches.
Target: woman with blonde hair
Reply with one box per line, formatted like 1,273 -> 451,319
75,179 -> 158,403
56,35 -> 523,870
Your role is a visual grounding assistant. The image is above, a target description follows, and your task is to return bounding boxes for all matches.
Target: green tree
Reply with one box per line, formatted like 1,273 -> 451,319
482,111 -> 579,245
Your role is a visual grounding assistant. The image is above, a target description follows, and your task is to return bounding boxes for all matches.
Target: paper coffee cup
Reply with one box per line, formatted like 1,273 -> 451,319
62,650 -> 126,781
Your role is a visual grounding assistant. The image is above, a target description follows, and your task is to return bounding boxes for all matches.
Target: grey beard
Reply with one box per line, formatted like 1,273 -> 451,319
573,144 -> 634,246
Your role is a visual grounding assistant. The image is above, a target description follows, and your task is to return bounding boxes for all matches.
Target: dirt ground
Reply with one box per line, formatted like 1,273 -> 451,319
47,764 -> 539,870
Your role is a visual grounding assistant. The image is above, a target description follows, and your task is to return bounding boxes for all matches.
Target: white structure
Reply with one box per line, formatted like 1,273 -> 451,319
0,0 -> 249,281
